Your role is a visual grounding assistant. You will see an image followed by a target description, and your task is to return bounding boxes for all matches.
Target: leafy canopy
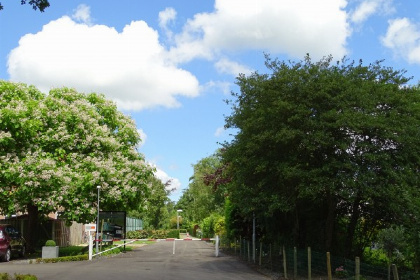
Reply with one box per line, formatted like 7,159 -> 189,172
0,81 -> 153,223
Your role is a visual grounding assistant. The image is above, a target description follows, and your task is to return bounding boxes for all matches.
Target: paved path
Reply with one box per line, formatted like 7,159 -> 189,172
0,240 -> 270,280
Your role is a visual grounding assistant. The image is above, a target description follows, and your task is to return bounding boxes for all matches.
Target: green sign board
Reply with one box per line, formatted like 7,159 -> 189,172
98,211 -> 126,240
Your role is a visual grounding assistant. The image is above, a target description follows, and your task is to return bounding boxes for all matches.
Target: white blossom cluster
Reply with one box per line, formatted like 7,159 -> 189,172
0,81 -> 153,222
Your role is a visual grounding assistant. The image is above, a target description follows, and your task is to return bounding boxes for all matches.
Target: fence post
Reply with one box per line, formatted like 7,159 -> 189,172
259,242 -> 262,266
283,245 -> 288,279
215,235 -> 219,257
355,257 -> 360,280
239,236 -> 242,258
308,247 -> 312,280
294,247 -> 297,279
270,244 -> 272,271
248,240 -> 250,262
88,233 -> 93,260
392,264 -> 399,280
327,252 -> 332,280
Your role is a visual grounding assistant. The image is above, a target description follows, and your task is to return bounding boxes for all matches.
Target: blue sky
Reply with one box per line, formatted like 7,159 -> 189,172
1,0 -> 419,201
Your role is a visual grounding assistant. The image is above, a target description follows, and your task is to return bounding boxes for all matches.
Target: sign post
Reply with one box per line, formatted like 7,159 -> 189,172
85,224 -> 97,260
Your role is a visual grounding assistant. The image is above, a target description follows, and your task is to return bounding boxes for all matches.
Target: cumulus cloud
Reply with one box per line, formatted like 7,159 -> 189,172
159,7 -> 177,40
137,129 -> 147,147
214,126 -> 225,137
215,58 -> 253,76
8,1 -> 354,111
72,4 -> 92,25
168,0 -> 350,64
154,168 -> 182,192
8,8 -> 200,111
381,18 -> 420,64
350,0 -> 395,24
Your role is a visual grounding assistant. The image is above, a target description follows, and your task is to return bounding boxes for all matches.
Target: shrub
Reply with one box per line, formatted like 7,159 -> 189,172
45,240 -> 56,247
334,266 -> 349,279
36,255 -> 88,263
126,230 -> 148,239
167,230 -> 179,239
14,275 -> 38,280
0,274 -> 38,280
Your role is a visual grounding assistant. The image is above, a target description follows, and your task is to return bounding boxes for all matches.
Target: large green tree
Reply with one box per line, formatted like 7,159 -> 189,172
177,154 -> 226,224
129,176 -> 172,229
222,55 -> 420,256
0,81 -> 153,250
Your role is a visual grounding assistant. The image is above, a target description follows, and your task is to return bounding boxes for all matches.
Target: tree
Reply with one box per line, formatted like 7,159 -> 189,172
377,226 -> 407,280
177,154 -> 226,224
0,0 -> 50,12
222,55 -> 420,256
129,176 -> 173,229
0,81 -> 153,250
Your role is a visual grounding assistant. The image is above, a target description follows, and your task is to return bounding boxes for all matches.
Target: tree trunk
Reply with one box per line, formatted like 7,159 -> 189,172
325,194 -> 336,252
26,203 -> 40,253
344,193 -> 362,258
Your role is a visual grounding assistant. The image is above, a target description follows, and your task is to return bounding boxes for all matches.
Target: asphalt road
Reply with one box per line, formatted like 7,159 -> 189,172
0,240 -> 270,280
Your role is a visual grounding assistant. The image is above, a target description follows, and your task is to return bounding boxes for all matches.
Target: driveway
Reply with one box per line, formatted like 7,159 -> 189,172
0,240 -> 270,280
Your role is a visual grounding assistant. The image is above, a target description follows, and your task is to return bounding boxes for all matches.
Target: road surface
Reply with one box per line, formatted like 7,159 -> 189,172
0,240 -> 270,280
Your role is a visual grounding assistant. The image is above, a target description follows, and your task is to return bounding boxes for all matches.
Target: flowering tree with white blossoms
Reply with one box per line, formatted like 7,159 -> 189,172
0,81 -> 153,250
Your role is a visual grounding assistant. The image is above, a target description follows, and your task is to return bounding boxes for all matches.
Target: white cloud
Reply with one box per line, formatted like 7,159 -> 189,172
154,167 -> 182,192
72,4 -> 92,25
214,126 -> 225,137
168,0 -> 350,64
159,7 -> 177,40
202,80 -> 231,95
7,15 -> 200,111
137,129 -> 147,147
350,0 -> 395,24
215,58 -> 253,76
381,18 -> 420,64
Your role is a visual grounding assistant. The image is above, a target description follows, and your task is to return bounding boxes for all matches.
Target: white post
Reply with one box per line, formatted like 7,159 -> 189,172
215,235 -> 220,257
173,240 -> 176,255
96,185 -> 101,253
88,234 -> 93,260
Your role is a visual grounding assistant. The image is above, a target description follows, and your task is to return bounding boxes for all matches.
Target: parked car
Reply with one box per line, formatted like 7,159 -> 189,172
0,224 -> 26,262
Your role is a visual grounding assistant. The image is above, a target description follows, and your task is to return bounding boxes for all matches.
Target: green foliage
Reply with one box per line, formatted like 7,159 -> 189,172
201,213 -> 225,238
126,230 -> 149,239
334,266 -> 349,278
0,0 -> 50,12
177,154 -> 226,224
0,274 -> 38,280
126,229 -> 180,239
0,81 -> 154,249
36,254 -> 88,263
377,226 -> 407,265
221,54 -> 420,256
44,240 -> 56,247
166,230 -> 180,239
59,246 -> 87,256
363,247 -> 389,266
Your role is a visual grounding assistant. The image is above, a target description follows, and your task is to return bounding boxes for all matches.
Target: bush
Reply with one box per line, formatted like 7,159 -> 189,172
167,230 -> 179,239
36,255 -> 88,263
45,240 -> 56,247
126,230 -> 148,239
0,274 -> 38,280
14,275 -> 38,280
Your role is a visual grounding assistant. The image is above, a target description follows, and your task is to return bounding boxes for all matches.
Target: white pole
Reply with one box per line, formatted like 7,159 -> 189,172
173,240 -> 176,255
88,234 -> 93,260
96,185 -> 101,253
215,235 -> 220,257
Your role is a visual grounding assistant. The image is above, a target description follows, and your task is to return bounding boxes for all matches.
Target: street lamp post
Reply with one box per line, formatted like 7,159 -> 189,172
96,185 -> 101,254
177,209 -> 183,230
